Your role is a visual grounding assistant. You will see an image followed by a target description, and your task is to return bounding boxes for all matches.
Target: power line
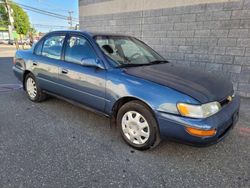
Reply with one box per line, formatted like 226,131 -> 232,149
16,2 -> 79,21
1,0 -> 79,31
1,1 -> 79,22
1,0 -> 70,13
22,6 -> 74,21
41,8 -> 69,13
32,24 -> 68,29
34,0 -> 70,13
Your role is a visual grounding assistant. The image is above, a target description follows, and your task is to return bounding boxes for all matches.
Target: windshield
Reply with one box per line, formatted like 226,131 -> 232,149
95,36 -> 166,67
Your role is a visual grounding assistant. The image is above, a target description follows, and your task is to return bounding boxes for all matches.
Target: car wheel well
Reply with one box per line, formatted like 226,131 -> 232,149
23,70 -> 31,90
112,97 -> 153,119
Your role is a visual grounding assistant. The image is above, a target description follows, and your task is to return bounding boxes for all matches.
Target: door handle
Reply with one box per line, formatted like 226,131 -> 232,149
61,69 -> 68,74
32,61 -> 38,66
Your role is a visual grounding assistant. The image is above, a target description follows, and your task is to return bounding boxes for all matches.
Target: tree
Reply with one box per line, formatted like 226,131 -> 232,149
28,27 -> 37,45
29,27 -> 36,35
0,2 -> 30,35
11,3 -> 30,36
0,4 -> 9,27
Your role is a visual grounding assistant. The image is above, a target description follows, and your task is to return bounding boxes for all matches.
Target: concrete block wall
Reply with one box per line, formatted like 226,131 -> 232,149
79,0 -> 250,97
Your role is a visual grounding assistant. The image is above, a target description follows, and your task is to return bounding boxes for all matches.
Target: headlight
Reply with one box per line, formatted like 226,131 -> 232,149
177,101 -> 221,118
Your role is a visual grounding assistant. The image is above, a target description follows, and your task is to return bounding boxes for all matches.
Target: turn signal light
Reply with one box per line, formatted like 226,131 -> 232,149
186,127 -> 216,137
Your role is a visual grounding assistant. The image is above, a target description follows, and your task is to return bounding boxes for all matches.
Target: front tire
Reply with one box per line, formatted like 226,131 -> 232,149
25,73 -> 46,102
117,101 -> 160,150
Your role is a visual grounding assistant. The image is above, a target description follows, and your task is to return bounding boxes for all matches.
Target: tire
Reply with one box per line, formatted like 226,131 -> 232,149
25,73 -> 46,102
117,100 -> 160,150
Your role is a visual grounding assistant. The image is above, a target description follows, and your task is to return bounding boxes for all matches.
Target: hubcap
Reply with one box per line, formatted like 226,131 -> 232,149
121,111 -> 150,145
26,77 -> 37,99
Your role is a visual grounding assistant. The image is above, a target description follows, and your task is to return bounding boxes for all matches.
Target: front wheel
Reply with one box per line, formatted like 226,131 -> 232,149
117,101 -> 160,150
25,73 -> 46,102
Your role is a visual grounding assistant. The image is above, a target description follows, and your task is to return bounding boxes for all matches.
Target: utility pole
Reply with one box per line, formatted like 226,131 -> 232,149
68,11 -> 73,29
4,0 -> 14,40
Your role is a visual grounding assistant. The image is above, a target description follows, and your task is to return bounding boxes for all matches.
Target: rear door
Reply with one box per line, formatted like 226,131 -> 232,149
57,34 -> 107,112
32,34 -> 65,93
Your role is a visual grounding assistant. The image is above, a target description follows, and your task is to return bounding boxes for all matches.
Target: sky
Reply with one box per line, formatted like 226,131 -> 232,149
13,0 -> 79,33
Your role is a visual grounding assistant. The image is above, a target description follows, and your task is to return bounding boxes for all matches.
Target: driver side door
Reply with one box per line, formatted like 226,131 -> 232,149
57,34 -> 107,112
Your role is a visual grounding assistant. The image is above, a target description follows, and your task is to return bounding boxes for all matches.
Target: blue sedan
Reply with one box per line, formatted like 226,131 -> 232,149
13,30 -> 240,150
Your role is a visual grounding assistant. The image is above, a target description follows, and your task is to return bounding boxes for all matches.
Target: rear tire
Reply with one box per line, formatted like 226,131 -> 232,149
117,100 -> 160,150
25,73 -> 46,102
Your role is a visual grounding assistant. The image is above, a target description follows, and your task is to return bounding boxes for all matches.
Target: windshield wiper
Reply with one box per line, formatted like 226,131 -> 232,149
118,60 -> 169,68
118,63 -> 149,68
148,60 -> 169,64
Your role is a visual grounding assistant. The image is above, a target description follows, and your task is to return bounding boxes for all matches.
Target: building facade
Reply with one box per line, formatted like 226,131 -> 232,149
79,0 -> 250,97
0,28 -> 9,40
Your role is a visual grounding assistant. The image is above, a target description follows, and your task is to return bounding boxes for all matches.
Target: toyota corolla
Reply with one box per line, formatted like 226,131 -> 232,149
13,30 -> 240,150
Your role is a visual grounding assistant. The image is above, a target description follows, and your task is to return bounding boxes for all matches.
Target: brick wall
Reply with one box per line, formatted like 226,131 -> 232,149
79,0 -> 112,6
79,0 -> 250,97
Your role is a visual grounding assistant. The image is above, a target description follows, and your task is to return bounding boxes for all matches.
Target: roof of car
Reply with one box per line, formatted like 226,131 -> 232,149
48,30 -> 131,37
90,31 -> 131,37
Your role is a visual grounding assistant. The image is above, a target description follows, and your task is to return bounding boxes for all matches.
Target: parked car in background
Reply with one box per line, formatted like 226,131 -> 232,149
0,39 -> 10,45
8,39 -> 15,45
18,38 -> 30,45
13,30 -> 240,150
0,38 -> 30,46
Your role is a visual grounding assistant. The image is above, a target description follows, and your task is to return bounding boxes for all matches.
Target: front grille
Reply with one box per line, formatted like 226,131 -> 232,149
220,97 -> 231,107
219,90 -> 234,107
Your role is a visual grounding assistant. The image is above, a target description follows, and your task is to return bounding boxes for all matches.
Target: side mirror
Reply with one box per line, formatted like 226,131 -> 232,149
80,58 -> 104,69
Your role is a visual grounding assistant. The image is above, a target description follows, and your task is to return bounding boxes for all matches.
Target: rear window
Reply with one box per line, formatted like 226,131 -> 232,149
42,35 -> 65,60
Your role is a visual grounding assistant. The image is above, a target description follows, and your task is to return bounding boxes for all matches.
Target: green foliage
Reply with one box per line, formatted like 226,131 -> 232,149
29,27 -> 37,35
0,4 -> 9,27
0,2 -> 31,35
11,3 -> 30,35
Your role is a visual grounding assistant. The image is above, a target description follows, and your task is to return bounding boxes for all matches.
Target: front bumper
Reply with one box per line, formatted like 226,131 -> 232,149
156,95 -> 240,146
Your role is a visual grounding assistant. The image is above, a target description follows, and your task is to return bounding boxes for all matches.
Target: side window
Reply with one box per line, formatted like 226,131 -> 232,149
42,35 -> 65,60
34,40 -> 43,55
65,36 -> 97,64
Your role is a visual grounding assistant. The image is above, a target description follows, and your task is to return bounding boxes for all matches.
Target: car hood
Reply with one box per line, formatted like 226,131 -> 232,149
123,63 -> 233,103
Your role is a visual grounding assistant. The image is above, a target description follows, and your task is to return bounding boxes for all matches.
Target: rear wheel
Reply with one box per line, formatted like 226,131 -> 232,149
25,73 -> 46,102
117,101 -> 160,150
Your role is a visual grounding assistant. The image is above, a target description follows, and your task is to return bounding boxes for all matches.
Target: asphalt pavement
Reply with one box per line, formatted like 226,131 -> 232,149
0,45 -> 249,187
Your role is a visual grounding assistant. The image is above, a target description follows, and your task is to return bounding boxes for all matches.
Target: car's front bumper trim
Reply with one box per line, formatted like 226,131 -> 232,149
155,95 -> 240,146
